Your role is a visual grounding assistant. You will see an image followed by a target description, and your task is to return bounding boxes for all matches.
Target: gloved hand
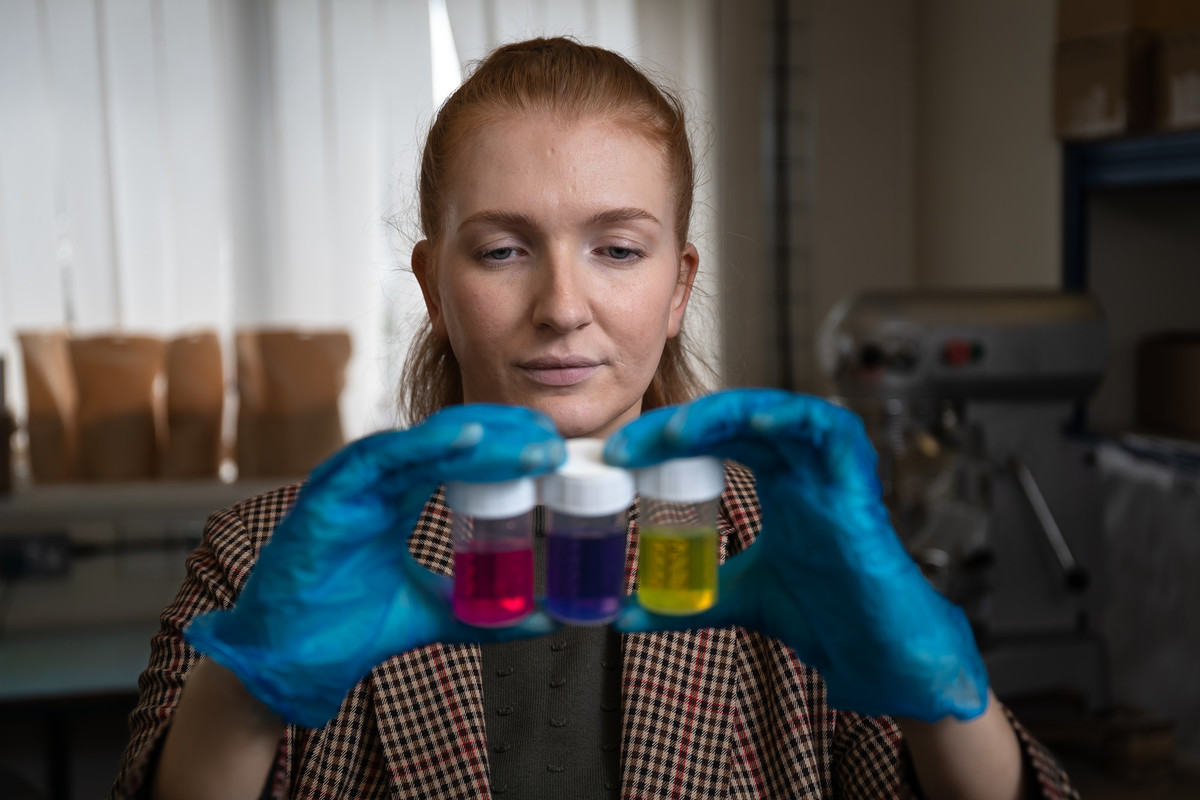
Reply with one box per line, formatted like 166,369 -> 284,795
184,404 -> 565,728
604,388 -> 988,722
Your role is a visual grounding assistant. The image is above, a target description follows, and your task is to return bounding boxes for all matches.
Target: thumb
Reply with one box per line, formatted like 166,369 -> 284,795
441,610 -> 561,645
613,603 -> 733,635
615,534 -> 763,634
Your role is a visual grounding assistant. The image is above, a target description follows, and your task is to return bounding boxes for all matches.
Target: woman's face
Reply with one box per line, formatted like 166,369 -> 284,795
414,113 -> 698,439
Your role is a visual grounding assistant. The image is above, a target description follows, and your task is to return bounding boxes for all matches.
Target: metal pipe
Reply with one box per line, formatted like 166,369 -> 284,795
1008,457 -> 1090,592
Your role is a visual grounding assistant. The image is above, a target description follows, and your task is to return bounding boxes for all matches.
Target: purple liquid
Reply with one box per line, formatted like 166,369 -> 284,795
453,542 -> 534,627
545,528 -> 627,624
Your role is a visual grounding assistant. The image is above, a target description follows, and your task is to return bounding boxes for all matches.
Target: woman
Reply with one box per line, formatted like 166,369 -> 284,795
113,37 -> 1077,799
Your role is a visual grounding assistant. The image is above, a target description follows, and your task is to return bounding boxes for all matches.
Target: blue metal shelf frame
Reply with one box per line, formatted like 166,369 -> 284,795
1062,129 -> 1200,289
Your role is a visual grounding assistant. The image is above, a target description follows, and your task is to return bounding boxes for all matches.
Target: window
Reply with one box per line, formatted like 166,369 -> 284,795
0,0 -> 715,447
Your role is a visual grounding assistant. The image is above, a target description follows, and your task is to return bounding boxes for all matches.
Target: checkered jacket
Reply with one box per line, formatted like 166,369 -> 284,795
112,463 -> 1078,799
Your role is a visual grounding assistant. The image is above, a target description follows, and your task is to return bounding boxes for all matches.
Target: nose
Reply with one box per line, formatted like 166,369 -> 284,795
530,249 -> 593,332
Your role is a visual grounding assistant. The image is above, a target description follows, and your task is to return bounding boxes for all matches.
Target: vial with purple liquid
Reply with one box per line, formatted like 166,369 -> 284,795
446,477 -> 536,627
541,438 -> 635,625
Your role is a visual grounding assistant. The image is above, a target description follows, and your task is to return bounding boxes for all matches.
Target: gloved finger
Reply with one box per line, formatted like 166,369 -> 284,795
394,545 -> 561,647
399,546 -> 455,604
604,388 -> 814,470
428,402 -> 561,434
412,403 -> 566,480
438,609 -> 561,645
748,398 -> 882,499
617,540 -> 844,685
617,390 -> 883,506
612,599 -> 737,635
307,420 -> 478,491
601,403 -> 688,466
613,544 -> 756,634
307,404 -> 565,500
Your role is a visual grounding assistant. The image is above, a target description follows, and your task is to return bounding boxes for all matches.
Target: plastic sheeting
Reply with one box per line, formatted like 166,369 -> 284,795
1098,441 -> 1200,760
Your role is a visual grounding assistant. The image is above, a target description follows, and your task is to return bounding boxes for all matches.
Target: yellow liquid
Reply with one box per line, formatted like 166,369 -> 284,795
637,526 -> 718,614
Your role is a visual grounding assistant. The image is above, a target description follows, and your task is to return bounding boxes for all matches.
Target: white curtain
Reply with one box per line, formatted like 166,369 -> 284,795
0,0 -> 717,442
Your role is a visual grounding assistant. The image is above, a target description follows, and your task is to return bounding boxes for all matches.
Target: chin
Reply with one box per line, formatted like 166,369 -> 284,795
549,414 -> 608,440
536,397 -> 638,441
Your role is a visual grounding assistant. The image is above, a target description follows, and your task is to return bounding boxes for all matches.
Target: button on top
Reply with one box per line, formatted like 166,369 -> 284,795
940,339 -> 973,367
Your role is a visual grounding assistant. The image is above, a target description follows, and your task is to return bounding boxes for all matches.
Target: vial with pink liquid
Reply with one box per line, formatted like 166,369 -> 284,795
446,477 -> 536,627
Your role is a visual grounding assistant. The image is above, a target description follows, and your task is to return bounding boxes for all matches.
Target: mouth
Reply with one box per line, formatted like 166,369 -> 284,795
519,356 -> 602,387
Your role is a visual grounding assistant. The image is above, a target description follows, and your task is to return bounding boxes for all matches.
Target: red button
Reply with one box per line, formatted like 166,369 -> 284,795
941,339 -> 971,367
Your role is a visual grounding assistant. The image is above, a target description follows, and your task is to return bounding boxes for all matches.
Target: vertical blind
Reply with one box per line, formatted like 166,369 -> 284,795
0,0 -> 717,441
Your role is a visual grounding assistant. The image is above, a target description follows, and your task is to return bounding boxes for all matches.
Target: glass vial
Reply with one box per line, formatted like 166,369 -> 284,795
446,477 -> 536,627
636,456 -> 725,615
540,438 -> 635,625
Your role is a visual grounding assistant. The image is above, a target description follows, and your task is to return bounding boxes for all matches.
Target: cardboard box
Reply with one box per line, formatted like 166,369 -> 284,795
1157,27 -> 1200,130
1147,0 -> 1200,33
1059,0 -> 1156,40
1136,332 -> 1200,438
1058,0 -> 1200,40
1054,31 -> 1155,139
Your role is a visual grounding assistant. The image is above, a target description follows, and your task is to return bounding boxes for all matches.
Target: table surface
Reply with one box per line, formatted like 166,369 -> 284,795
0,479 -> 287,531
0,620 -> 159,703
0,481 -> 289,704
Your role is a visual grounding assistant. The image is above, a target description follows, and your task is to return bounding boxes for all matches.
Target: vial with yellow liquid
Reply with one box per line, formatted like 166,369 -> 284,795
635,456 -> 725,615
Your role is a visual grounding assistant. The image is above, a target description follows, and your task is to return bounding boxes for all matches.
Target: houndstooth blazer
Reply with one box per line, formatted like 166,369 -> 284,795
111,463 -> 1078,799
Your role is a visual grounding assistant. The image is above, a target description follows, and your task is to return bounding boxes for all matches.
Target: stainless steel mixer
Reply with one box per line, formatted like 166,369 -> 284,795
817,288 -> 1112,709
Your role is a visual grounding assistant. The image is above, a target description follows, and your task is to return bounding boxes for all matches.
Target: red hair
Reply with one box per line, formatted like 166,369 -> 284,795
403,37 -> 706,422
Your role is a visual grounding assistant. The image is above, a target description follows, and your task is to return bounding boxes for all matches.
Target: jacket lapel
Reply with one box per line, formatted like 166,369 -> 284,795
620,628 -> 739,798
370,644 -> 491,799
619,501 -> 738,798
370,490 -> 492,799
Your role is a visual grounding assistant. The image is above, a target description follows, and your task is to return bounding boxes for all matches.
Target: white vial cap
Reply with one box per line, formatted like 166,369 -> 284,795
540,438 -> 635,517
636,456 -> 725,503
445,476 -> 537,520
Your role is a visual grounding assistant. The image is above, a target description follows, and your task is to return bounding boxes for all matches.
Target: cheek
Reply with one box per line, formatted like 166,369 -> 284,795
608,275 -> 679,349
440,277 -> 514,343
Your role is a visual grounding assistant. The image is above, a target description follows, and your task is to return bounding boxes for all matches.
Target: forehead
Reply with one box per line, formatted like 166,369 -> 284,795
444,113 -> 672,213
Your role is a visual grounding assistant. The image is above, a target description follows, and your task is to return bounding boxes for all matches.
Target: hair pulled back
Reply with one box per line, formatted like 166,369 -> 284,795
403,36 -> 706,423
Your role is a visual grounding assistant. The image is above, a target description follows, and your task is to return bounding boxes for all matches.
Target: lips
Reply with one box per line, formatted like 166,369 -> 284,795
519,356 -> 602,387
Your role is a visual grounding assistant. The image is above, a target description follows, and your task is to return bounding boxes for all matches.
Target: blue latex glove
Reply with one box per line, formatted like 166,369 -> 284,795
184,404 -> 565,728
604,388 -> 988,722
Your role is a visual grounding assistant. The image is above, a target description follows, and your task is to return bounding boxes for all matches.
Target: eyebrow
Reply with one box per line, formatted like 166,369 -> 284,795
456,207 -> 662,233
457,210 -> 537,233
585,207 -> 662,228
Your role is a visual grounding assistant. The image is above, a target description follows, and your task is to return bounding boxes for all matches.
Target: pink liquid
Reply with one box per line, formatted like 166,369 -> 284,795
452,542 -> 534,627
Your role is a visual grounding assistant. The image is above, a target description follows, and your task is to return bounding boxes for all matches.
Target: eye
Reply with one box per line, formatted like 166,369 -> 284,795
600,246 -> 644,262
478,247 -> 520,263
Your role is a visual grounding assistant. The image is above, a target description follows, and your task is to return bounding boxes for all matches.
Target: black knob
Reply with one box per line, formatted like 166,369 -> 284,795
1065,567 -> 1090,592
887,345 -> 919,373
860,343 -> 884,368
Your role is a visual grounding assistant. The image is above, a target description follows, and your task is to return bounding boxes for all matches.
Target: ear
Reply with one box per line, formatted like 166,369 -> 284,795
667,242 -> 699,339
412,240 -> 449,340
